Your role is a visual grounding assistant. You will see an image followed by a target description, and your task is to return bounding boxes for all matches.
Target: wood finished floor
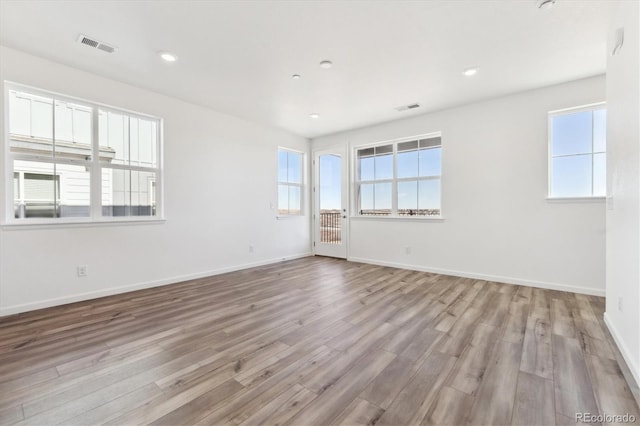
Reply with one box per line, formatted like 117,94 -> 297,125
0,256 -> 638,426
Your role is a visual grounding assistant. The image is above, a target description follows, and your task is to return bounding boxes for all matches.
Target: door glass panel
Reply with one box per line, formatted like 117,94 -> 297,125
319,154 -> 342,244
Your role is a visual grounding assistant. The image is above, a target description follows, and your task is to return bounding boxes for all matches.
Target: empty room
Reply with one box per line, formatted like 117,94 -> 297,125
0,0 -> 639,425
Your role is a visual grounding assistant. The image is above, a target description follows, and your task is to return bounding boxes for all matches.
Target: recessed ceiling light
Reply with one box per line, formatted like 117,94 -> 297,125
292,74 -> 301,79
536,0 -> 555,9
319,60 -> 333,69
309,113 -> 320,119
159,51 -> 178,62
462,68 -> 478,77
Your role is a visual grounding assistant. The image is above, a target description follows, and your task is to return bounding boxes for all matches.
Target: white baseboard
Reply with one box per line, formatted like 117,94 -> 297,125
347,256 -> 605,297
604,312 -> 640,389
0,252 -> 313,317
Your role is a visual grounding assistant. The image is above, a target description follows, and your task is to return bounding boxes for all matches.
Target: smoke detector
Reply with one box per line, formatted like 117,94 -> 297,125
76,34 -> 117,53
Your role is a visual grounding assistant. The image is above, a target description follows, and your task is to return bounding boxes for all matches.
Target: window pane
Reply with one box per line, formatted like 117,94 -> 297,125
376,144 -> 393,155
359,182 -> 391,215
375,153 -> 393,180
55,101 -> 93,160
9,92 -> 54,156
419,147 -> 442,177
31,98 -> 53,140
102,168 -> 130,216
419,179 -> 441,214
359,183 -> 374,212
420,137 -> 441,149
73,107 -> 92,144
278,150 -> 288,182
374,182 -> 392,213
9,90 -> 30,137
146,120 -> 158,167
287,152 -> 302,184
552,111 -> 592,156
289,185 -> 301,214
130,170 -> 157,216
102,169 -> 156,217
129,117 -> 158,167
551,154 -> 592,197
593,109 -> 606,153
593,153 -> 606,197
99,110 -> 129,165
58,164 -> 91,218
357,147 -> 375,157
359,156 -> 374,181
319,154 -> 341,210
129,118 -> 157,167
55,102 -> 73,142
278,184 -> 289,214
130,118 -> 139,166
277,150 -> 302,185
398,140 -> 419,152
398,180 -> 418,214
397,150 -> 418,178
13,160 -> 57,218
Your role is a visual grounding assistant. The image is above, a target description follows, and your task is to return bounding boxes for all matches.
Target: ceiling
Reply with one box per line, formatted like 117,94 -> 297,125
0,0 -> 617,139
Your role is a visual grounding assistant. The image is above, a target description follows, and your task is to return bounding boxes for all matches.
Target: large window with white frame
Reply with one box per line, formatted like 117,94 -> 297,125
548,103 -> 606,198
277,148 -> 303,215
355,134 -> 442,217
5,83 -> 162,223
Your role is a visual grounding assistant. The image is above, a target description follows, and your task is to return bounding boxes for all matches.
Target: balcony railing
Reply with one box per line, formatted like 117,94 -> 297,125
320,211 -> 341,244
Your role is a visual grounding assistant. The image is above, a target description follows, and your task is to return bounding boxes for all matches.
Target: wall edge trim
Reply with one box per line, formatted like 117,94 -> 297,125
0,252 -> 313,317
347,256 -> 605,296
603,312 -> 640,395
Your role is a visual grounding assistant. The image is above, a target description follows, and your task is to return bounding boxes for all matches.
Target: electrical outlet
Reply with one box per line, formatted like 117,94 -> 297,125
618,297 -> 623,312
77,265 -> 88,277
404,246 -> 411,255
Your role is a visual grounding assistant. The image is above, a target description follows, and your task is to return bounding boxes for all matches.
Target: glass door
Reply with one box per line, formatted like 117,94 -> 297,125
314,147 -> 348,258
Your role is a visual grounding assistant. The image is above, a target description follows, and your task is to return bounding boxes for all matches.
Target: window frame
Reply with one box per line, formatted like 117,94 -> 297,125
352,132 -> 443,219
547,102 -> 606,200
277,147 -> 305,217
3,81 -> 164,226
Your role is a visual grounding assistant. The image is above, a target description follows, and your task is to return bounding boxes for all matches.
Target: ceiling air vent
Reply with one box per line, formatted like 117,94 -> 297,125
396,103 -> 421,112
77,34 -> 116,53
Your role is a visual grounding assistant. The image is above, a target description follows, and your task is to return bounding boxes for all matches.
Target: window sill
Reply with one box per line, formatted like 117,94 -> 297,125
2,217 -> 166,230
350,215 -> 444,222
546,196 -> 606,203
276,215 -> 304,220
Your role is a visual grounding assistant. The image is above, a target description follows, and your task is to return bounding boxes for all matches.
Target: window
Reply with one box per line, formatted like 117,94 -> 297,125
278,148 -> 303,215
356,134 -> 442,217
277,148 -> 303,215
5,83 -> 162,223
549,104 -> 606,198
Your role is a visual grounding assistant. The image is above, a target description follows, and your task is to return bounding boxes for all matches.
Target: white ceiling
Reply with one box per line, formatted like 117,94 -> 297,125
0,0 -> 617,139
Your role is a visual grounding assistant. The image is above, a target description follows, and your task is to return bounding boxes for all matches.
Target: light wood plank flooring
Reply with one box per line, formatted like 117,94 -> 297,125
0,257 -> 638,425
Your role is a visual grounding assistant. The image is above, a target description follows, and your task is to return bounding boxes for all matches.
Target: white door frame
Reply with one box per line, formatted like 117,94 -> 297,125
313,145 -> 349,259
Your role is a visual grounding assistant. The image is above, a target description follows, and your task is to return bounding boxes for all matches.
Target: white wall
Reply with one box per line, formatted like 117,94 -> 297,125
0,46 -> 311,315
313,76 -> 606,296
604,0 -> 640,386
